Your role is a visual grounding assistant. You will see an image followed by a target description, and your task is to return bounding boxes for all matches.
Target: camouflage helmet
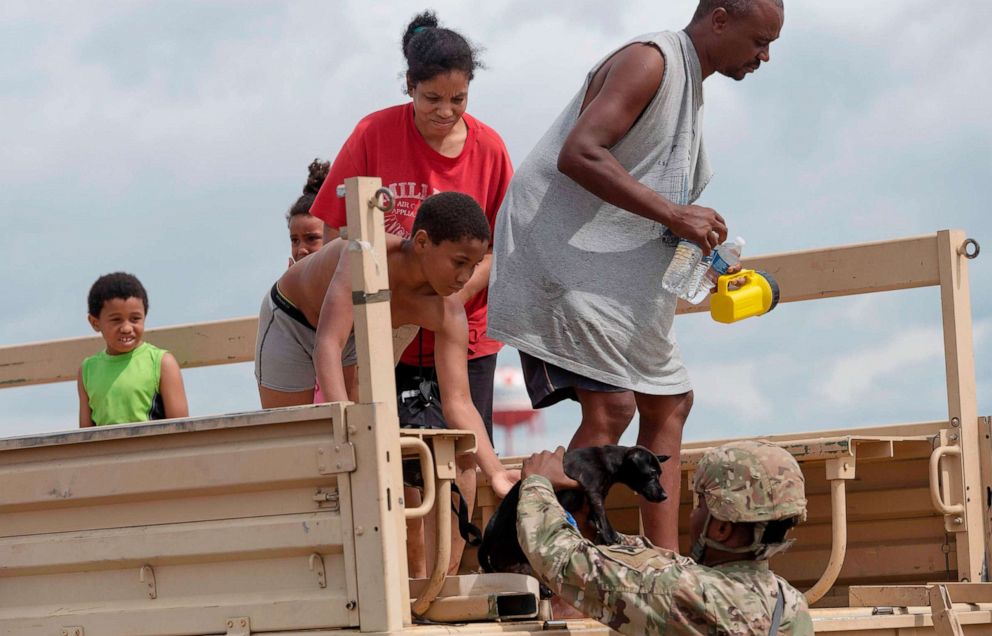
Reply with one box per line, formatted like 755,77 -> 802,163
693,440 -> 807,524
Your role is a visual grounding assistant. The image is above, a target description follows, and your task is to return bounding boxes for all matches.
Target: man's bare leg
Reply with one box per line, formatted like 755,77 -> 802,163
567,389 -> 637,449
554,390 -> 635,619
633,390 -> 693,552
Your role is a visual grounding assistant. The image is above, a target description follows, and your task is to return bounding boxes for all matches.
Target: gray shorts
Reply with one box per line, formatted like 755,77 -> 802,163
255,285 -> 318,392
255,284 -> 362,393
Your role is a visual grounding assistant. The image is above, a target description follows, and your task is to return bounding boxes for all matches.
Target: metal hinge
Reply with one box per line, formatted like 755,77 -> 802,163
225,617 -> 250,636
60,628 -> 84,636
317,443 -> 356,474
313,487 -> 340,511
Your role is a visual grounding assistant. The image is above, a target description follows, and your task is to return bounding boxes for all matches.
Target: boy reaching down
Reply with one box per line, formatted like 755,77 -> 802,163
255,192 -> 518,573
255,192 -> 516,492
78,272 -> 188,427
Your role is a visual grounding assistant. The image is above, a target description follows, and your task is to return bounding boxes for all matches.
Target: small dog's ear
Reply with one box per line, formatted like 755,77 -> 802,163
656,454 -> 670,464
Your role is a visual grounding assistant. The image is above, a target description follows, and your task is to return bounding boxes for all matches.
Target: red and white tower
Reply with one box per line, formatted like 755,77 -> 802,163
492,366 -> 542,456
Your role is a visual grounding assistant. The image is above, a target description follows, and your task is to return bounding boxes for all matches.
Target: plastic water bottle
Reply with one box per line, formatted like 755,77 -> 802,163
662,239 -> 703,296
687,237 -> 746,304
684,253 -> 714,304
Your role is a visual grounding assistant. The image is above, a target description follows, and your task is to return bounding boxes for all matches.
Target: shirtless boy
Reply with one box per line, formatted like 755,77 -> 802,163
255,190 -> 517,501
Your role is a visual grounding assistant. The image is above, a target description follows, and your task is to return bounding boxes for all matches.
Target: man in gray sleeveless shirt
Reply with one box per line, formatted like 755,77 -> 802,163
488,0 -> 785,551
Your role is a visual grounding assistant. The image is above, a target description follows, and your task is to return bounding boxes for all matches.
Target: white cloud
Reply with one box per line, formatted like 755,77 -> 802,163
690,361 -> 774,422
818,328 -> 944,404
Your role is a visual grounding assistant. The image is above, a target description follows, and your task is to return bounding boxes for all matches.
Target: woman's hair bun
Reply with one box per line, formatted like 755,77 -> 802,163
400,10 -> 481,86
402,10 -> 439,57
304,158 -> 330,196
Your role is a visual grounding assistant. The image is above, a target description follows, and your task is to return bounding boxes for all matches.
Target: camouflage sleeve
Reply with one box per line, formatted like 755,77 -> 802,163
616,532 -> 652,548
781,580 -> 815,635
516,475 -> 586,580
786,610 -> 815,635
516,476 -> 678,635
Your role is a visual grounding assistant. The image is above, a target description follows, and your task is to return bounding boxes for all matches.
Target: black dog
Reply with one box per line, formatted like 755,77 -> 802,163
478,445 -> 668,576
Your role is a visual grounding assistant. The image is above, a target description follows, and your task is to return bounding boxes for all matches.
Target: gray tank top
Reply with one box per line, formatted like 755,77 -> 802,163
488,30 -> 711,393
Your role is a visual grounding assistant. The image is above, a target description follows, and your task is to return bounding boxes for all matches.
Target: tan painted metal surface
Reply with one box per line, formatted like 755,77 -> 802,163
0,405 -> 361,636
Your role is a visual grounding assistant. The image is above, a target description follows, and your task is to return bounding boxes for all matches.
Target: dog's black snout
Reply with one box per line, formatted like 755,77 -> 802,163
645,488 -> 667,503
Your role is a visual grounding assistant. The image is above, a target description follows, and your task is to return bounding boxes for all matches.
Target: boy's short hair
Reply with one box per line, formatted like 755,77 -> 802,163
88,272 -> 149,317
412,192 -> 490,245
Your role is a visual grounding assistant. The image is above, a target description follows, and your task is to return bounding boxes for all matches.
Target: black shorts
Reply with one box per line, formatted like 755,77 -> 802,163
395,353 -> 498,442
518,350 -> 626,409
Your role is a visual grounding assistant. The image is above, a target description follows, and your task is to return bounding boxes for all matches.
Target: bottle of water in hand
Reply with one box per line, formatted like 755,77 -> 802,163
687,236 -> 746,304
662,239 -> 703,296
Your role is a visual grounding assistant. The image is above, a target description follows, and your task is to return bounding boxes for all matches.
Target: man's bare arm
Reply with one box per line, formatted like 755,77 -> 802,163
557,43 -> 726,252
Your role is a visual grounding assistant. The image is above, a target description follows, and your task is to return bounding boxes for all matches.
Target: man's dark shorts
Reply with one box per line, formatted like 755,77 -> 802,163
518,350 -> 627,409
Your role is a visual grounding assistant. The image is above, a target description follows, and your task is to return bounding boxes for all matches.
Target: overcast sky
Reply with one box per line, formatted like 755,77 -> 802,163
1,1 -> 990,455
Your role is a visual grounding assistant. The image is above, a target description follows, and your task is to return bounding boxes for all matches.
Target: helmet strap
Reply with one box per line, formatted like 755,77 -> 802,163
689,511 -> 712,562
691,518 -> 794,562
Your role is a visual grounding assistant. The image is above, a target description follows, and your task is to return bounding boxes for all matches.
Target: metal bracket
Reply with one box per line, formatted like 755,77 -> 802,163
313,487 -> 340,511
60,628 -> 84,636
225,617 -> 250,636
825,457 -> 856,480
929,585 -> 964,636
139,564 -> 157,599
309,553 -> 327,589
351,290 -> 391,306
317,442 -> 356,474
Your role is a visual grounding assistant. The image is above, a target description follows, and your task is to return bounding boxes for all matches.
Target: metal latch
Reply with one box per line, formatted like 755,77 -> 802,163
60,628 -> 84,636
313,487 -> 340,511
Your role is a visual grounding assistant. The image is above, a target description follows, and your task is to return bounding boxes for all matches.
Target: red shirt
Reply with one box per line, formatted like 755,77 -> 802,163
310,103 -> 513,366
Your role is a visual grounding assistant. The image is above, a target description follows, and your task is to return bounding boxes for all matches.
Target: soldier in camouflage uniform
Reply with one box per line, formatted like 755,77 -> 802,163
517,441 -> 813,635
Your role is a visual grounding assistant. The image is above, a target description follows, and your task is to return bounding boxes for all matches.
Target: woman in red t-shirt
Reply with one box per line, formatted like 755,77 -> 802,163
309,10 -> 514,575
311,14 -> 512,437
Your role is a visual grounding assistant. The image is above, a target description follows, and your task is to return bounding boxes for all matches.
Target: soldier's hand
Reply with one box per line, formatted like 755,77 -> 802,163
522,447 -> 579,491
667,204 -> 727,255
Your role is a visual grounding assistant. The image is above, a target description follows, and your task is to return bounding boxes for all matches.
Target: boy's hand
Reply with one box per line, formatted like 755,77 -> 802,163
522,447 -> 580,491
491,468 -> 521,498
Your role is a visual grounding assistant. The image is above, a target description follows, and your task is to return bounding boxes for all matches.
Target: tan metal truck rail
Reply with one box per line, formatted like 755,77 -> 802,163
1,226 -> 988,634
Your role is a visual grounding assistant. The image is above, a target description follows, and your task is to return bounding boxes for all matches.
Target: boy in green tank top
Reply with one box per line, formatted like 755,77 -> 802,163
77,272 -> 188,427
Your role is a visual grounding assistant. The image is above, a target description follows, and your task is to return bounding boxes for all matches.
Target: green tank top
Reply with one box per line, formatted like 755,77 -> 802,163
82,342 -> 167,426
